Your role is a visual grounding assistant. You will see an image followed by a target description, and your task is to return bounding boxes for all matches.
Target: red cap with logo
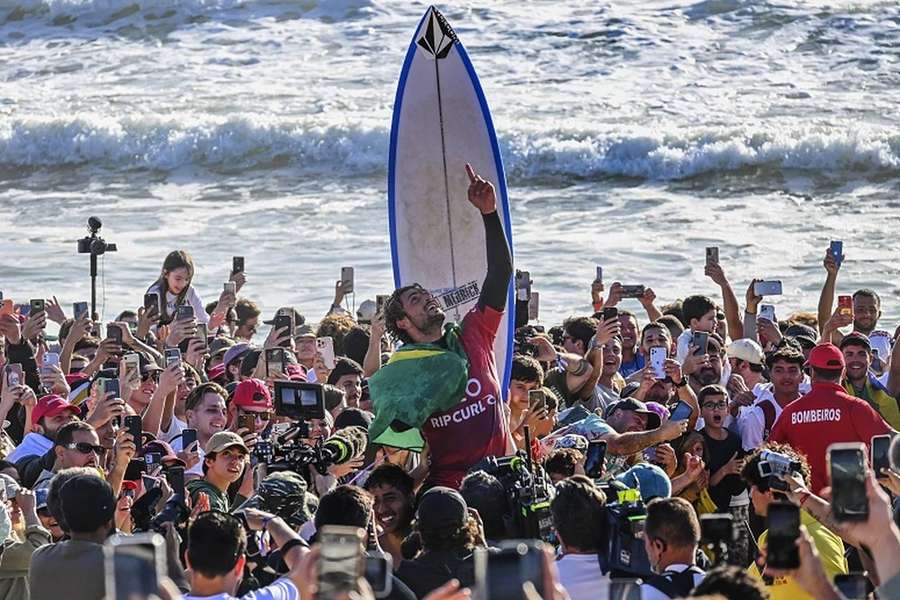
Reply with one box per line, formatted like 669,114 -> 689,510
31,394 -> 80,426
806,343 -> 845,371
232,379 -> 273,410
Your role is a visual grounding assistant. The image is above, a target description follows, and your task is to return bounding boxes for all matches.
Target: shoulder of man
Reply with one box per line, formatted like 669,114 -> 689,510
242,578 -> 300,600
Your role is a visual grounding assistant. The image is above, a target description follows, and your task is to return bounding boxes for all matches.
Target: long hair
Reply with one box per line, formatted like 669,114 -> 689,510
155,250 -> 195,323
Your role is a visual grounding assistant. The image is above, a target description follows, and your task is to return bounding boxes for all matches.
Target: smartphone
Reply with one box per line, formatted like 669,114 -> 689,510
223,281 -> 236,296
584,440 -> 608,479
30,299 -> 45,315
376,294 -> 389,314
528,292 -> 539,321
143,293 -> 159,313
759,304 -> 777,323
104,533 -> 166,600
828,442 -> 868,521
274,314 -> 293,347
595,266 -> 603,283
753,280 -> 783,296
196,323 -> 209,348
232,256 -> 244,274
527,389 -> 546,414
124,458 -> 146,481
165,466 -> 186,500
318,526 -> 365,597
181,429 -> 197,452
516,271 -> 531,302
650,347 -> 667,379
164,348 -> 182,367
144,452 -> 162,474
317,337 -> 336,370
73,301 -> 89,320
0,299 -> 13,317
4,364 -> 23,388
619,285 -> 645,299
700,513 -> 734,546
608,578 -> 642,600
872,434 -> 893,478
175,304 -> 194,321
692,331 -> 709,356
706,247 -> 719,265
830,240 -> 843,268
124,415 -> 143,455
266,348 -> 285,378
341,266 -> 355,294
41,352 -> 60,370
364,555 -> 393,599
602,306 -> 619,322
107,323 -> 123,345
838,295 -> 853,317
766,501 -> 800,569
238,414 -> 256,434
475,540 -> 545,600
105,379 -> 121,399
669,400 -> 693,422
834,573 -> 867,600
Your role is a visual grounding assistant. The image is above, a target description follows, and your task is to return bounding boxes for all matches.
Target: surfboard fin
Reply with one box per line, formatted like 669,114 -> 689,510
417,6 -> 457,60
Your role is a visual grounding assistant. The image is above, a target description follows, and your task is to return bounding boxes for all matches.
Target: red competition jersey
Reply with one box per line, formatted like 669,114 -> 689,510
770,381 -> 890,493
421,305 -> 510,489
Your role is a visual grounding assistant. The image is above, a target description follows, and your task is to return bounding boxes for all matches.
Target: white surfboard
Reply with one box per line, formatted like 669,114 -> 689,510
388,5 -> 515,393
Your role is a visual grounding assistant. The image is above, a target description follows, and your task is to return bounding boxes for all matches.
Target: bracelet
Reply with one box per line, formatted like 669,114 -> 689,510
260,516 -> 273,531
674,378 -> 687,388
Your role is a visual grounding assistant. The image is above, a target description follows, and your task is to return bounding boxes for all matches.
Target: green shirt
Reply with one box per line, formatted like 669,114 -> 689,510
187,479 -> 231,513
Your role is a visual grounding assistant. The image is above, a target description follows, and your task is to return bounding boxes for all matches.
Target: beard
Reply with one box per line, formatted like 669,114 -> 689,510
696,368 -> 720,386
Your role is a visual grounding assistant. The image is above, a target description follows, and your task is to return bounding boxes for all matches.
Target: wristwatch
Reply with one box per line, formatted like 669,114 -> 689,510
674,378 -> 687,388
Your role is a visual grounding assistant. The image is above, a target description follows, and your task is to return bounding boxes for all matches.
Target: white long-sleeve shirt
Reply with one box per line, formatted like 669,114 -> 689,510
146,283 -> 210,324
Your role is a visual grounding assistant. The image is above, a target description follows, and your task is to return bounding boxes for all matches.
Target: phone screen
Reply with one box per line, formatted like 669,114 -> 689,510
318,527 -> 364,597
830,446 -> 868,520
670,401 -> 693,422
692,332 -> 709,356
766,502 -> 800,569
107,324 -> 123,344
584,441 -> 607,479
105,535 -> 163,600
182,429 -> 197,452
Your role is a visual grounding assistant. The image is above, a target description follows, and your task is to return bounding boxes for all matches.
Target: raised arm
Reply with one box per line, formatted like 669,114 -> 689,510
466,164 -> 512,313
818,247 -> 841,340
705,262 -> 743,341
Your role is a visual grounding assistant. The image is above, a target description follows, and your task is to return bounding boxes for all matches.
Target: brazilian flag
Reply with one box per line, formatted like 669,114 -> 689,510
368,323 -> 469,451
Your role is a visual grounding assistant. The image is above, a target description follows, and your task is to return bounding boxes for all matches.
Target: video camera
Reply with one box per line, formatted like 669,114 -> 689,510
130,487 -> 190,535
263,423 -> 367,477
597,481 -> 652,579
758,450 -> 803,492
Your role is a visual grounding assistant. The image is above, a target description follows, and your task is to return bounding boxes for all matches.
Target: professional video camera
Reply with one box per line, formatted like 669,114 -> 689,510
469,429 -> 555,544
758,449 -> 803,492
597,480 -> 652,579
264,424 -> 368,476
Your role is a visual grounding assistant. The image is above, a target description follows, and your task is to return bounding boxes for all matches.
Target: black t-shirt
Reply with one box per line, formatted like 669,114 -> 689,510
396,548 -> 476,599
701,428 -> 746,511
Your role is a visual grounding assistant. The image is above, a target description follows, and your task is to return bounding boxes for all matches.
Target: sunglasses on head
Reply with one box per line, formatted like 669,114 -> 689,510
65,442 -> 104,455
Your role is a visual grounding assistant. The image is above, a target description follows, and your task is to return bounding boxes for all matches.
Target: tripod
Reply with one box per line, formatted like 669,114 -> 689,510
76,217 -> 117,319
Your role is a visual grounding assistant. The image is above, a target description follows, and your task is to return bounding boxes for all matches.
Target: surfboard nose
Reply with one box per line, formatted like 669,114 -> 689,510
417,6 -> 457,60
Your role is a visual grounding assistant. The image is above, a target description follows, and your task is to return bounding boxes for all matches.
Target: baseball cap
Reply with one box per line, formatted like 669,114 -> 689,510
207,362 -> 227,381
615,463 -> 672,501
605,398 -> 661,430
551,434 -> 589,452
839,332 -> 871,351
59,474 -> 115,533
0,474 -> 19,502
415,486 -> 468,531
806,343 -> 845,370
784,323 -> 818,349
205,431 -> 249,455
209,337 -> 236,358
232,379 -> 273,410
726,339 -> 765,365
222,343 -> 251,368
284,363 -> 307,382
294,324 -> 316,339
263,307 -> 305,326
139,352 -> 163,376
140,439 -> 186,467
357,300 -> 377,323
31,394 -> 80,427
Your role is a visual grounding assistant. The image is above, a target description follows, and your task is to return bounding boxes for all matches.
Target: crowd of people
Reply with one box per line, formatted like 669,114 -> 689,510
1,168 -> 900,600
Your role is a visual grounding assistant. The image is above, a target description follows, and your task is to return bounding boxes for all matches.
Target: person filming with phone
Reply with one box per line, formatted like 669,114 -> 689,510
373,163 -> 514,490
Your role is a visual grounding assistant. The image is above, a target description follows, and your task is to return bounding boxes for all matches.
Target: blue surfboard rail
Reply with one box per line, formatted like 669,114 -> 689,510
387,5 -> 515,399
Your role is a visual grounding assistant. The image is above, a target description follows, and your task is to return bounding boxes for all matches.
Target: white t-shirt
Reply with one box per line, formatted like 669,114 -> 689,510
556,553 -> 609,600
737,379 -> 811,452
161,416 -> 187,444
641,564 -> 705,600
184,579 -> 298,600
7,432 -> 53,463
146,282 -> 210,325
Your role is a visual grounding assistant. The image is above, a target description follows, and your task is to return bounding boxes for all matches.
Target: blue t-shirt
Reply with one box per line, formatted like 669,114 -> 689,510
619,353 -> 645,378
184,579 -> 298,600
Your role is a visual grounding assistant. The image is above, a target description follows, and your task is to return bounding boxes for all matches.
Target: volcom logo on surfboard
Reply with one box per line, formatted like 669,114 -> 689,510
417,8 -> 456,59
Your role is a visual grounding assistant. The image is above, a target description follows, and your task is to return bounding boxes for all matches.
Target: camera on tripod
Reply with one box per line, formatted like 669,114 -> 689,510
77,217 -> 117,255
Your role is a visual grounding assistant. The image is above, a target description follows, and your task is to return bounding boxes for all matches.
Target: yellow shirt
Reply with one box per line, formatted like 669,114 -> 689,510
843,377 -> 900,430
748,510 -> 847,600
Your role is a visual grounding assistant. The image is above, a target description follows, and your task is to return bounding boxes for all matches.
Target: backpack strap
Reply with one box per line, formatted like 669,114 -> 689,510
645,566 -> 704,598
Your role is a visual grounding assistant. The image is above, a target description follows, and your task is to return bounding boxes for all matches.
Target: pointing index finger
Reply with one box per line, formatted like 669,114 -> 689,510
464,163 -> 477,183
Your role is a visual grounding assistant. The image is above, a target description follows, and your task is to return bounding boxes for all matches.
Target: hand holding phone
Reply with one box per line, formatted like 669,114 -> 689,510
828,442 -> 868,521
650,347 -> 667,379
584,440 -> 607,479
753,280 -> 783,297
706,247 -> 719,266
766,501 -> 800,569
232,256 -> 244,274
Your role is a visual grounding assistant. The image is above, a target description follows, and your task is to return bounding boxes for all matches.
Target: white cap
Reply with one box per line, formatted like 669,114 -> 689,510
726,338 -> 765,365
357,299 -> 377,323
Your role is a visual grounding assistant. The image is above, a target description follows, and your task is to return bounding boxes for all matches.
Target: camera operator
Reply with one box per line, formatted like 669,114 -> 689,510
550,476 -> 609,600
460,469 -> 510,544
184,510 -> 308,600
642,497 -> 705,599
363,463 -> 415,569
740,443 -> 848,600
187,432 -> 251,513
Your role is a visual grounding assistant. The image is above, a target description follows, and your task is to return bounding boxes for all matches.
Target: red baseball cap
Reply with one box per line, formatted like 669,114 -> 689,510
31,394 -> 80,426
806,343 -> 845,371
232,379 -> 273,410
285,363 -> 308,382
207,362 -> 226,381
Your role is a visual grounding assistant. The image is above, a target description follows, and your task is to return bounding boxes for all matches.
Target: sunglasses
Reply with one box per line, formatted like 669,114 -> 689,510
65,442 -> 104,455
243,410 -> 272,421
141,371 -> 161,383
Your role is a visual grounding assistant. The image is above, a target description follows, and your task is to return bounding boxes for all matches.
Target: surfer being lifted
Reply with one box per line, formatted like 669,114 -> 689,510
376,163 -> 514,489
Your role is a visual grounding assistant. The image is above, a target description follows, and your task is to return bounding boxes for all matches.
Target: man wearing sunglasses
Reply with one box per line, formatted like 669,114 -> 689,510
227,379 -> 272,436
32,421 -> 102,491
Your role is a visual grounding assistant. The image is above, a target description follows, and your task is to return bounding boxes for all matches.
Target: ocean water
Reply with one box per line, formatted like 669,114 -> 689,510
1,0 -> 900,329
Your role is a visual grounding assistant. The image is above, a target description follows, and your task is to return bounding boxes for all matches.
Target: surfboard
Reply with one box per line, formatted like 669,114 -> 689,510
388,5 -> 515,395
